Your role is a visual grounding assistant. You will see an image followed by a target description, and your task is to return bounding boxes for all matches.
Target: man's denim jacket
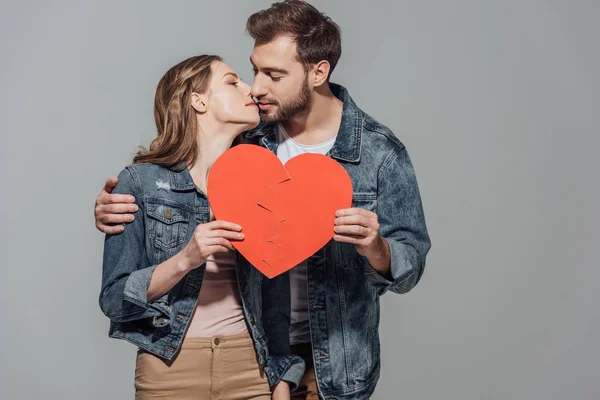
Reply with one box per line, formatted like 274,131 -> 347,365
241,84 -> 431,399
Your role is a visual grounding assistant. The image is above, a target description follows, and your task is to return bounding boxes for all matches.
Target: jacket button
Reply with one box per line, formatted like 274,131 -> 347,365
165,209 -> 173,219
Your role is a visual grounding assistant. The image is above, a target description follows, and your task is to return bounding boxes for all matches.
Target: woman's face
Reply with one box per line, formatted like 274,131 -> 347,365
205,61 -> 259,130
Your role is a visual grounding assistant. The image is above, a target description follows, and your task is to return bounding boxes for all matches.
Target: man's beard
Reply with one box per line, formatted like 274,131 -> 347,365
260,78 -> 311,123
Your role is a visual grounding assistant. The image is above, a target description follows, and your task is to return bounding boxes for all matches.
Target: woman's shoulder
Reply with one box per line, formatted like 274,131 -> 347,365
125,162 -> 170,175
116,163 -> 173,193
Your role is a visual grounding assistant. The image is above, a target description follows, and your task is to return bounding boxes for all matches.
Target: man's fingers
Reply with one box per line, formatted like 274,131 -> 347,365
97,223 -> 125,235
333,234 -> 361,244
100,203 -> 139,214
335,207 -> 371,217
96,193 -> 135,209
103,177 -> 119,194
99,213 -> 135,225
334,225 -> 369,237
334,215 -> 370,227
106,193 -> 136,204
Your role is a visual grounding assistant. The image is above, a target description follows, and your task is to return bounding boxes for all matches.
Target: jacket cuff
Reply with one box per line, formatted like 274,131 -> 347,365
264,354 -> 306,392
123,265 -> 172,327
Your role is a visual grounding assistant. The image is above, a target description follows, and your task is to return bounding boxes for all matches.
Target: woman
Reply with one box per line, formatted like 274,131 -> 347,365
99,55 -> 298,399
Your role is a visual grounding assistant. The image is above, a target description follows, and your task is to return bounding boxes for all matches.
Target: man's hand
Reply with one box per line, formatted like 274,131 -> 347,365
333,208 -> 391,276
272,381 -> 291,400
94,177 -> 138,234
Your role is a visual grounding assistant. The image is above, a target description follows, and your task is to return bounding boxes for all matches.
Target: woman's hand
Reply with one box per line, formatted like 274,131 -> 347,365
146,220 -> 244,302
178,220 -> 244,271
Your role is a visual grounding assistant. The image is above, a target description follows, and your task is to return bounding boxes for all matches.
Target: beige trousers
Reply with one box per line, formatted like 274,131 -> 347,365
134,333 -> 271,400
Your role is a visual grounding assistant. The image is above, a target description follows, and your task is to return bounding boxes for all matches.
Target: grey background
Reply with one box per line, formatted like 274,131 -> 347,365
1,1 -> 598,399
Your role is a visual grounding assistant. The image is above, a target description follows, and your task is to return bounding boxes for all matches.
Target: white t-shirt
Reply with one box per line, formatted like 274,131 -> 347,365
276,124 -> 337,345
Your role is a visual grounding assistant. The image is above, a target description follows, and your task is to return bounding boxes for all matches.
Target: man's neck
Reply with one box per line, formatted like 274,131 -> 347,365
281,84 -> 343,146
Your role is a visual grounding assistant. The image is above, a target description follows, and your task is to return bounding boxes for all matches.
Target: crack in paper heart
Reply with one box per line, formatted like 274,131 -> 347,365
256,174 -> 290,276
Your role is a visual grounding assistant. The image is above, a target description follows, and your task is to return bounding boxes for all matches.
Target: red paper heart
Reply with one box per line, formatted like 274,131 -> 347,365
207,144 -> 353,278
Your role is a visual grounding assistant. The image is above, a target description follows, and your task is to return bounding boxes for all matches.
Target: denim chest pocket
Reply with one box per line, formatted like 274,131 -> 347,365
336,193 -> 377,269
146,200 -> 190,250
351,192 -> 377,212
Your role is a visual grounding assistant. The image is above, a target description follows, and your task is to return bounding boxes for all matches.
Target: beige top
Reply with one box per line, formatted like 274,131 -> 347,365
185,250 -> 248,338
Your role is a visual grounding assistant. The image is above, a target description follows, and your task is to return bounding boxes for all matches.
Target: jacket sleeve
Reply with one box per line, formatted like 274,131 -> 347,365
365,146 -> 432,294
99,167 -> 173,328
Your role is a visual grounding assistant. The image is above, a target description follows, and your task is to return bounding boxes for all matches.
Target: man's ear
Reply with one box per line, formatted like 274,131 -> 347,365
312,60 -> 331,87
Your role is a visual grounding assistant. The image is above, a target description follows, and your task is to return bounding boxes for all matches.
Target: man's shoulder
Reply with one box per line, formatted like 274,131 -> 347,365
335,83 -> 405,153
360,110 -> 405,153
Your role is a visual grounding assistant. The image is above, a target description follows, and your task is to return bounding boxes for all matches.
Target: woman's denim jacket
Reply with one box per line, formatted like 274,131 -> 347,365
100,162 -> 305,390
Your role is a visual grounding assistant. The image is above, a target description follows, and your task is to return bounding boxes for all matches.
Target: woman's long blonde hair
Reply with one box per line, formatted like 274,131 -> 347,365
133,55 -> 224,168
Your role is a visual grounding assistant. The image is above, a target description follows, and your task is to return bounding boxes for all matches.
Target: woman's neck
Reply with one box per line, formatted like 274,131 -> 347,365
188,125 -> 240,193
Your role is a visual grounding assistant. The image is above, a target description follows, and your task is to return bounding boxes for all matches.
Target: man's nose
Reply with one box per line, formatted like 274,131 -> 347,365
251,77 -> 267,99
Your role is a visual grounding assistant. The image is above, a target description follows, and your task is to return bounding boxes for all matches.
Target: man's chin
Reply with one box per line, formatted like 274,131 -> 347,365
259,110 -> 281,123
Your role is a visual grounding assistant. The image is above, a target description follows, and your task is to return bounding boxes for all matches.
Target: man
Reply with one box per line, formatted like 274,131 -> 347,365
95,1 -> 430,399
